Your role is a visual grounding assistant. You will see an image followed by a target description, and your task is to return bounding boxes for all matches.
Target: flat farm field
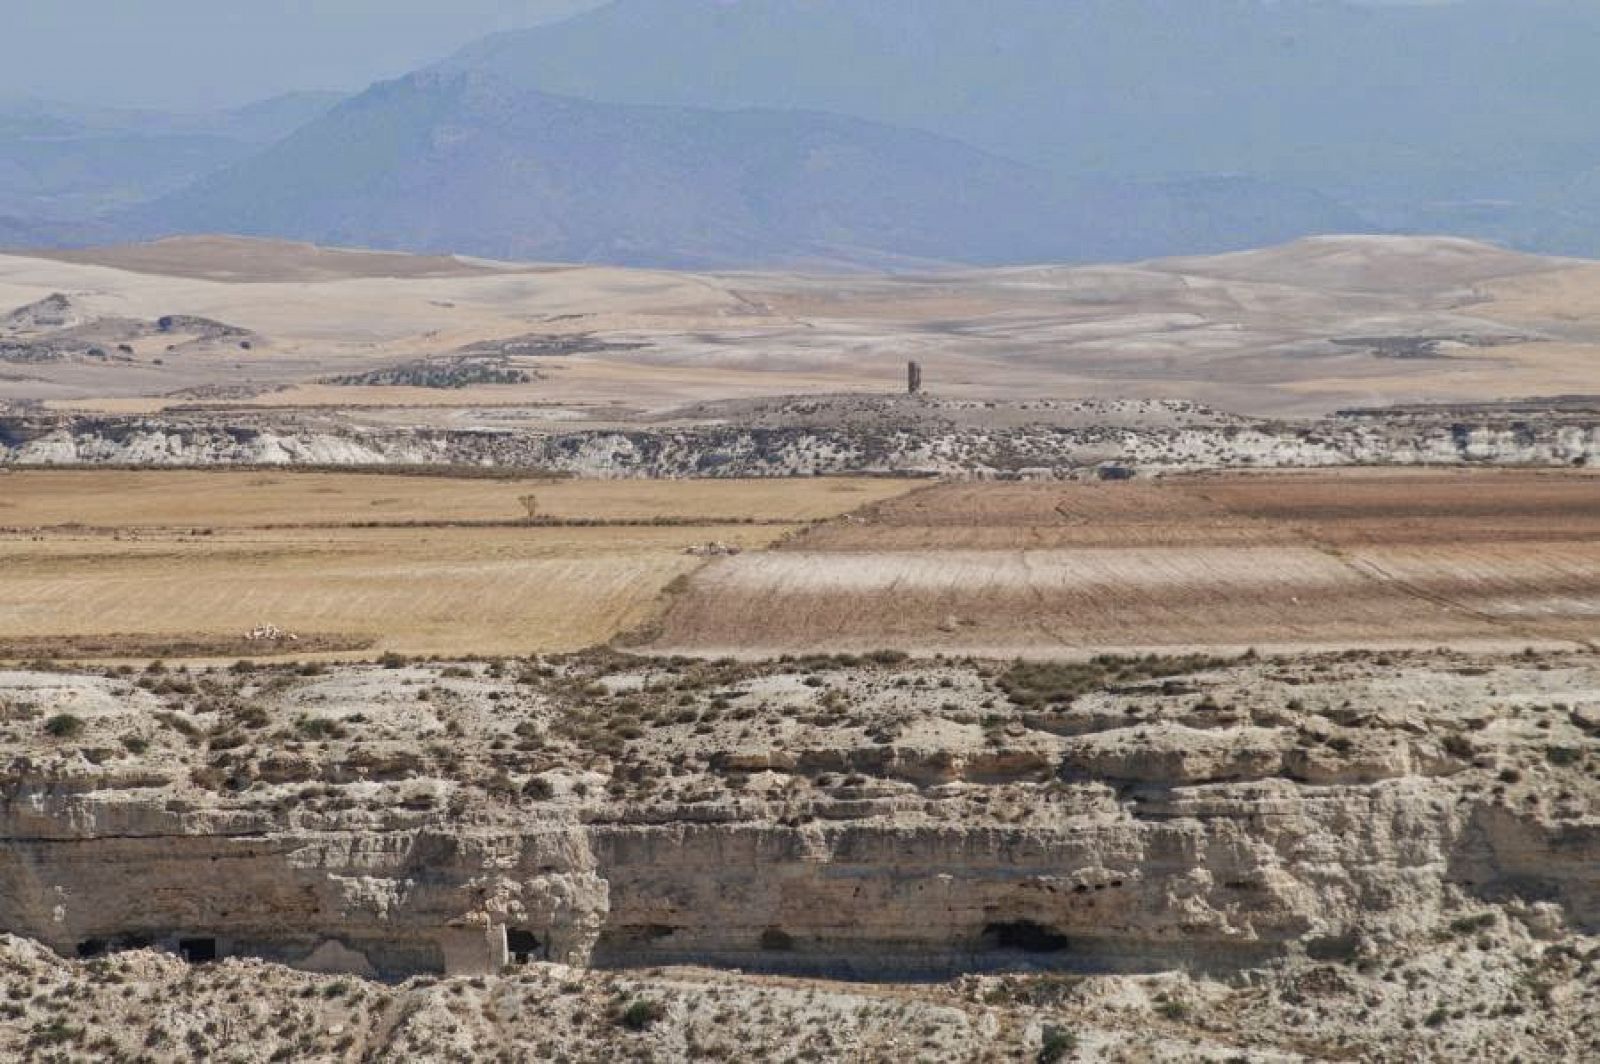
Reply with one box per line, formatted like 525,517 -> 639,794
650,469 -> 1600,656
0,470 -> 908,528
0,471 -> 917,659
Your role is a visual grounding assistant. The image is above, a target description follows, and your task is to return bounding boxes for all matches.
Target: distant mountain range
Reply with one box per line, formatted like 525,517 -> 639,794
0,92 -> 343,243
129,72 -> 1357,269
7,0 -> 1600,267
445,0 -> 1600,246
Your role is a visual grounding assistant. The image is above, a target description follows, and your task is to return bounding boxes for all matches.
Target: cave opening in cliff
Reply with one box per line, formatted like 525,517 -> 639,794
506,929 -> 542,964
77,934 -> 150,958
982,920 -> 1071,954
179,937 -> 218,964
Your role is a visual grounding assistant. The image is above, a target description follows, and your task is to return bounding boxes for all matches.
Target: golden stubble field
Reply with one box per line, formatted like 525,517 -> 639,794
0,471 -> 917,659
0,470 -> 905,527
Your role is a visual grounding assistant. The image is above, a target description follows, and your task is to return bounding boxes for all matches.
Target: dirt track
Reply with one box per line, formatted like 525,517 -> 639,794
650,470 -> 1600,656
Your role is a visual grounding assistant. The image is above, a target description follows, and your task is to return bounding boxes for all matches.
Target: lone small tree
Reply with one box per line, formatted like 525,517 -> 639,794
44,714 -> 84,739
615,998 -> 666,1031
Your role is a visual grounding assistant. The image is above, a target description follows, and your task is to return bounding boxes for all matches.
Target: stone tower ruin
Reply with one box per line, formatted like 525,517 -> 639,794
907,360 -> 923,395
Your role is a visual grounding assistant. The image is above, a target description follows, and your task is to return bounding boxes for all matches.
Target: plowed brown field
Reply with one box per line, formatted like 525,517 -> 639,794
650,470 -> 1600,656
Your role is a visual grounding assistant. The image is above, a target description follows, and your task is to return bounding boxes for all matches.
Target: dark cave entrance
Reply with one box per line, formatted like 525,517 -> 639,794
179,937 -> 218,963
982,920 -> 1071,954
506,929 -> 542,965
76,934 -> 151,959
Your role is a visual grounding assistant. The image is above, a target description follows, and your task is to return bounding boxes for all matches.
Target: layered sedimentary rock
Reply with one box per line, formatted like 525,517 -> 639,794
1,651 -> 1595,983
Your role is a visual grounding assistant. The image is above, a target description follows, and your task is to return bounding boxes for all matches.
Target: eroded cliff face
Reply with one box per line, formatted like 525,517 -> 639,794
1,651 -> 1595,983
3,399 -> 1599,476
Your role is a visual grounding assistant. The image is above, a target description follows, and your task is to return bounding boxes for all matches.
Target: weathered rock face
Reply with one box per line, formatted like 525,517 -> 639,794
0,815 -> 607,976
3,918 -> 1597,1062
4,399 -> 1599,476
1,651 -> 1595,984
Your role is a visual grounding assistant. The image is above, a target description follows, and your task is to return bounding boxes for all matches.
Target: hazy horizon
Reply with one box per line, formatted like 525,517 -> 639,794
2,0 -> 1467,113
9,0 -> 1596,270
0,0 -> 607,111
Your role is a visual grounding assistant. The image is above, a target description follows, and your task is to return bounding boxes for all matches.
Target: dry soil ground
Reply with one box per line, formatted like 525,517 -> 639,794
652,468 -> 1600,657
0,471 -> 915,659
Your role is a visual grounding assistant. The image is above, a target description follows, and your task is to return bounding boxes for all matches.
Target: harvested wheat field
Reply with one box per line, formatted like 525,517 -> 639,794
0,469 -> 910,528
650,469 -> 1600,656
0,472 -> 919,659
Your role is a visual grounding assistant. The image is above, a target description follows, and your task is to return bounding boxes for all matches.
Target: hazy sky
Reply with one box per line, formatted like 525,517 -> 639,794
0,0 -> 1466,114
0,0 -> 608,112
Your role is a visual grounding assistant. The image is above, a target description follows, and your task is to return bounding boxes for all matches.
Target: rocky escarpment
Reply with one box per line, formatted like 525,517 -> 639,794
1,651 -> 1595,985
3,398 -> 1599,476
